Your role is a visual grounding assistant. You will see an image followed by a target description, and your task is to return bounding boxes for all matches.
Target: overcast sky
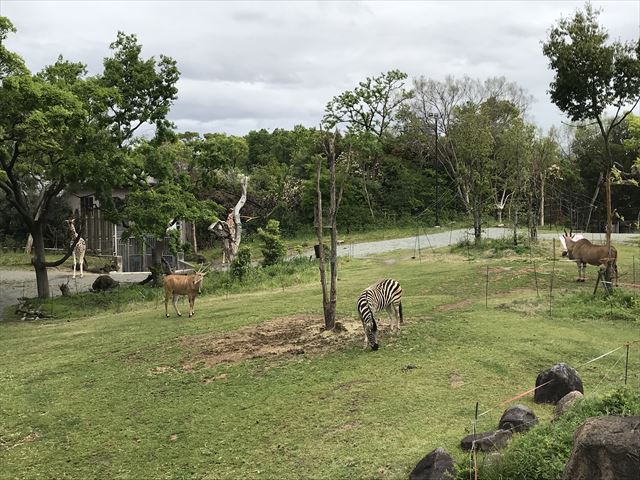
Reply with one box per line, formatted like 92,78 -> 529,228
2,1 -> 639,137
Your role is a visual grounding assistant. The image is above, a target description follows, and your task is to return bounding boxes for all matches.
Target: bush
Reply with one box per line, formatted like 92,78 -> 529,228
230,246 -> 252,281
257,219 -> 287,266
461,387 -> 640,480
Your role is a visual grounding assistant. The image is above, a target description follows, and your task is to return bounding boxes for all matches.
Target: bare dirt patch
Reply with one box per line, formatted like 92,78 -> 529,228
181,315 -> 379,369
434,299 -> 474,312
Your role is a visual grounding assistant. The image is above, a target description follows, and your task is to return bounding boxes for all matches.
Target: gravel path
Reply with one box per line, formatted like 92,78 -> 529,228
2,228 -> 637,320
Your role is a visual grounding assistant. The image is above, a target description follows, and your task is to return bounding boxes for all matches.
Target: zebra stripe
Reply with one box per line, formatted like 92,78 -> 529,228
357,279 -> 403,350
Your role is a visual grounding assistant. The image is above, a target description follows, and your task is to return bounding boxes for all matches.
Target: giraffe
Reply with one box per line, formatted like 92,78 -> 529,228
65,217 -> 87,278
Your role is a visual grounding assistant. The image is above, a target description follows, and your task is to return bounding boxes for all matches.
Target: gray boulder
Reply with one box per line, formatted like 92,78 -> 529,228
554,391 -> 584,419
563,416 -> 640,480
498,404 -> 537,433
91,275 -> 119,292
460,429 -> 512,452
410,447 -> 456,480
534,363 -> 583,404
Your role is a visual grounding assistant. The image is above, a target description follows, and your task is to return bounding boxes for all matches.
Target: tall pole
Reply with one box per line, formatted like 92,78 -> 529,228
433,115 -> 440,227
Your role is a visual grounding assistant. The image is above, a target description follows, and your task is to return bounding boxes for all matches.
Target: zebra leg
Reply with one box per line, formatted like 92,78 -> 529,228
385,305 -> 396,332
392,304 -> 401,332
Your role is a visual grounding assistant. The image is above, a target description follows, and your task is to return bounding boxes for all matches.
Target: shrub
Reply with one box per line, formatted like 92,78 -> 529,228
257,219 -> 287,266
230,246 -> 252,281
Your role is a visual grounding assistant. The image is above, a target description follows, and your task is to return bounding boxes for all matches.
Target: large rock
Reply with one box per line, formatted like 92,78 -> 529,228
534,363 -> 583,404
460,429 -> 512,452
91,275 -> 120,292
563,416 -> 640,480
498,404 -> 537,433
554,391 -> 584,419
410,447 -> 456,480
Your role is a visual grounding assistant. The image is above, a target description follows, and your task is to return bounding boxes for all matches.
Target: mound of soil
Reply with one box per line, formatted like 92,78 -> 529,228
181,315 -> 384,369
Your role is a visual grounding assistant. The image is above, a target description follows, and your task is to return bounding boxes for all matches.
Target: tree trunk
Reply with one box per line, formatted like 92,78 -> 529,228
496,208 -> 503,224
31,225 -> 50,298
229,175 -> 249,262
191,221 -> 198,254
24,234 -> 33,254
315,155 -> 330,327
584,171 -> 603,232
327,136 -> 338,330
540,176 -> 545,227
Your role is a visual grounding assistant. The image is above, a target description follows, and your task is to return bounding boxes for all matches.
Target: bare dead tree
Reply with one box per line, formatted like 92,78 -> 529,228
315,130 -> 350,330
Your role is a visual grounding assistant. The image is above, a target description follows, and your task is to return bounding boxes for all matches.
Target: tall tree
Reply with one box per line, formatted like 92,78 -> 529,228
410,75 -> 532,238
447,102 -> 495,240
323,70 -> 412,219
0,19 -> 179,297
543,3 -> 640,285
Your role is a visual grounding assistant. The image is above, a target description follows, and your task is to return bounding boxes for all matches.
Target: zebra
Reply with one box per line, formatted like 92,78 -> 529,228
356,278 -> 403,351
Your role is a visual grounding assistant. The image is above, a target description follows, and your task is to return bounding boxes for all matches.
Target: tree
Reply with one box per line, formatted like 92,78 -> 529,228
323,70 -> 412,219
120,139 -> 216,286
543,3 -> 640,286
447,102 -> 495,240
410,76 -> 532,239
314,130 -> 347,330
257,219 -> 286,266
0,19 -> 180,297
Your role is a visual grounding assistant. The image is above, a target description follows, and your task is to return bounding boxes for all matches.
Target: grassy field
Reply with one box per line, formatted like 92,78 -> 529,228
1,240 -> 639,479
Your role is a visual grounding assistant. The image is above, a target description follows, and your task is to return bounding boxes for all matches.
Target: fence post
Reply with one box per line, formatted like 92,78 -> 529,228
485,265 -> 489,309
624,343 -> 629,385
549,255 -> 555,316
534,260 -> 539,298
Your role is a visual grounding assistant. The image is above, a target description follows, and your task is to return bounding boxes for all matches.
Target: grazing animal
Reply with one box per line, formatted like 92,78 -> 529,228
65,218 -> 86,279
356,278 -> 403,351
163,268 -> 208,318
560,230 -> 618,283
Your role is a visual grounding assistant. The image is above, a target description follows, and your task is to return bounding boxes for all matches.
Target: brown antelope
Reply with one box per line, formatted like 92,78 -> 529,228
560,230 -> 618,284
163,265 -> 210,318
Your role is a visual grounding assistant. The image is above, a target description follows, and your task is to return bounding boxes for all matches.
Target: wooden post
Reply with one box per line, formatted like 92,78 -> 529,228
624,343 -> 630,385
485,265 -> 489,308
593,269 -> 602,296
533,260 -> 539,298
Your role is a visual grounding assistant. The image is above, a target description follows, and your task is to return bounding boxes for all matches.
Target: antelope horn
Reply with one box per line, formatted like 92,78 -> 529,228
564,229 -> 568,236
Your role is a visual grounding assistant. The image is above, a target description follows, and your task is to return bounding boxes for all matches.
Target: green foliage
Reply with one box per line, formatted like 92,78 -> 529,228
542,4 -> 640,123
257,219 -> 287,266
467,388 -> 640,480
230,246 -> 252,281
451,234 -> 544,257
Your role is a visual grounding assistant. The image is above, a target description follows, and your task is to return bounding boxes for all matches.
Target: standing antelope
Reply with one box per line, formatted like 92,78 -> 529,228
560,230 -> 618,284
357,278 -> 403,351
164,266 -> 209,318
65,218 -> 86,279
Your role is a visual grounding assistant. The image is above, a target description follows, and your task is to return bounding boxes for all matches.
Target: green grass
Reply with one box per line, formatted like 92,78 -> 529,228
0,251 -> 114,271
1,243 -> 639,479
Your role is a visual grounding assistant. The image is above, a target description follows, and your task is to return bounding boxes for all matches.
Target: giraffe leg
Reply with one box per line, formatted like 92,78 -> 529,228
72,252 -> 77,279
79,253 -> 84,278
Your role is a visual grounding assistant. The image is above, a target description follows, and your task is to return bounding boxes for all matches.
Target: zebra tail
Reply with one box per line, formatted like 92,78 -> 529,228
399,301 -> 403,323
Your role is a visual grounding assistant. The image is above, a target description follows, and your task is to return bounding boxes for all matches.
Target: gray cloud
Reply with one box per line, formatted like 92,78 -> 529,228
3,0 -> 638,135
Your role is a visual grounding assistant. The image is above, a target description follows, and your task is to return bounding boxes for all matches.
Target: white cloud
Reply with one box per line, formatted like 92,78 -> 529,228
3,0 -> 638,136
